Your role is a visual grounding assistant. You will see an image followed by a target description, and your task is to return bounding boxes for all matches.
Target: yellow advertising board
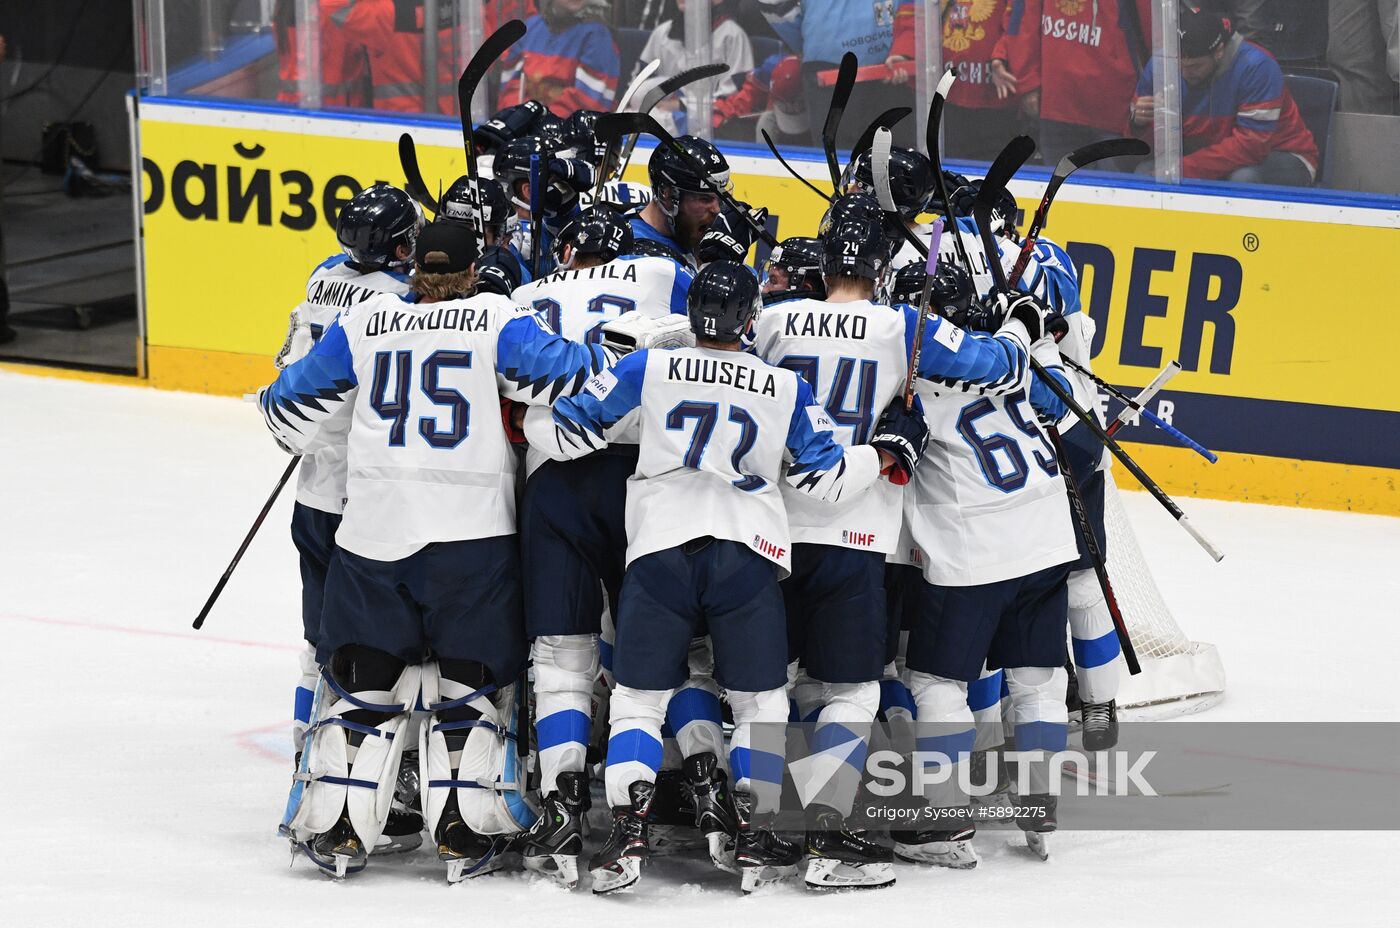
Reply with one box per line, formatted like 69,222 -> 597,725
137,99 -> 1399,514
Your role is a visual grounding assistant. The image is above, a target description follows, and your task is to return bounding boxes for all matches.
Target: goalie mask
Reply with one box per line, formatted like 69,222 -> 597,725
687,260 -> 761,343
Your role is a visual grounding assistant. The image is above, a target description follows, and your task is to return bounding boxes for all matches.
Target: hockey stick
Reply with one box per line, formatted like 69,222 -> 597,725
1061,355 -> 1217,462
760,129 -> 832,203
397,133 -> 439,215
926,68 -> 975,285
193,456 -> 300,630
1007,137 -> 1149,284
1107,361 -> 1181,437
1044,422 -> 1142,675
848,106 -> 914,171
821,52 -> 859,191
868,126 -> 946,263
597,112 -> 779,247
901,228 -> 942,411
594,58 -> 661,194
972,159 -> 1224,561
458,19 -> 526,177
613,63 -> 730,181
528,153 -> 544,279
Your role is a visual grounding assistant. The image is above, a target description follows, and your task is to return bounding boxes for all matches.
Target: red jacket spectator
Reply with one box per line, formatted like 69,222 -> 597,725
892,0 -> 1027,110
994,0 -> 1153,135
274,0 -> 370,108
1135,30 -> 1318,181
337,0 -> 457,114
498,2 -> 619,117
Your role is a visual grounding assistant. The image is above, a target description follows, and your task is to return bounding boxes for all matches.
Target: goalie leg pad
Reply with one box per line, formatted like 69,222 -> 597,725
291,645 -> 418,853
1066,568 -> 1123,704
906,671 -> 974,809
292,643 -> 320,754
532,634 -> 599,795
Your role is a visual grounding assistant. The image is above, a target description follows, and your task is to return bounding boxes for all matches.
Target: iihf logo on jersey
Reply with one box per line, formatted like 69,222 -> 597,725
841,529 -> 877,548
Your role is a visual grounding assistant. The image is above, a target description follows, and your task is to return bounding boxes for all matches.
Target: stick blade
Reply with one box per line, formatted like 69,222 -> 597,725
458,18 -> 526,96
397,133 -> 438,214
822,52 -> 859,188
870,128 -> 897,213
595,112 -> 647,145
616,58 -> 661,112
1066,137 -> 1150,170
927,66 -> 958,159
976,135 -> 1037,210
658,62 -> 729,96
849,107 -> 913,166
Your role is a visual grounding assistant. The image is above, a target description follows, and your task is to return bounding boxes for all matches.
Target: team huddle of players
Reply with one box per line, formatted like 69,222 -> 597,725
259,100 -> 1127,894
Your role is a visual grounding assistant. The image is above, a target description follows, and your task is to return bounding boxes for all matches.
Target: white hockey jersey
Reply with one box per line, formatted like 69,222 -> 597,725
511,254 -> 691,344
906,371 -> 1079,588
260,293 -> 607,562
524,346 -> 885,576
274,254 -> 413,514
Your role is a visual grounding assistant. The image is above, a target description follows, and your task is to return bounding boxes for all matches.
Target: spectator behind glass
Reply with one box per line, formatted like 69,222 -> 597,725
1328,0 -> 1400,115
500,0 -> 621,116
757,0 -> 917,149
991,0 -> 1154,168
337,0 -> 457,113
636,0 -> 755,135
1131,7 -> 1318,186
274,0 -> 370,108
887,0 -> 1030,162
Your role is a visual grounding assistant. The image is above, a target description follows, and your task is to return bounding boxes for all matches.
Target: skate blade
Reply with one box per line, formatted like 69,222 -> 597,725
292,841 -> 367,879
590,857 -> 642,895
524,852 -> 580,889
443,848 -> 507,883
740,862 -> 799,894
893,840 -> 979,870
1025,832 -> 1049,861
706,832 -> 739,874
803,857 -> 895,890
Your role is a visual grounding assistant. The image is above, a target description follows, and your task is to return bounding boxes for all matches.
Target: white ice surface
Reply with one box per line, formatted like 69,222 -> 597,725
2,371 -> 1398,927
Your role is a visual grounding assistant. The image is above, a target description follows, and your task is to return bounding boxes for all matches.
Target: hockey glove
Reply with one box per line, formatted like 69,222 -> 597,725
870,394 -> 929,486
601,310 -> 696,355
474,101 -> 546,153
993,289 -> 1051,343
548,158 -> 597,195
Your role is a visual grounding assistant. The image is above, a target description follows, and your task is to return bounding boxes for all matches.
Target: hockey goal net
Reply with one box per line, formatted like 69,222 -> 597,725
1102,469 -> 1226,714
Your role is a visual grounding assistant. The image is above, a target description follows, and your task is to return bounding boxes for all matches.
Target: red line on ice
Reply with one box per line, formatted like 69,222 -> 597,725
0,612 -> 301,652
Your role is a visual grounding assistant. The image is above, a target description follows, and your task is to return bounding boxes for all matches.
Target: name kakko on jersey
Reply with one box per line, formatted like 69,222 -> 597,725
783,311 -> 870,341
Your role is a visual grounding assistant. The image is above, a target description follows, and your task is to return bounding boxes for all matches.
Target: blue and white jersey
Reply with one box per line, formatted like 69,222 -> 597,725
906,371 -> 1078,587
754,297 -> 1032,555
275,253 -> 413,515
260,292 -> 608,562
511,254 -> 691,345
512,253 -> 693,473
509,224 -> 544,283
523,346 -> 886,575
629,215 -> 693,267
578,179 -> 653,213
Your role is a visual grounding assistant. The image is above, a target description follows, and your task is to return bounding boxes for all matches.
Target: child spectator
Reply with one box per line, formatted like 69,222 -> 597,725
500,0 -> 621,116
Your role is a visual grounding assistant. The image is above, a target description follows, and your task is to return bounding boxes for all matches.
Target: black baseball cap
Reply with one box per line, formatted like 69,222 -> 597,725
1179,7 -> 1229,58
415,220 -> 481,274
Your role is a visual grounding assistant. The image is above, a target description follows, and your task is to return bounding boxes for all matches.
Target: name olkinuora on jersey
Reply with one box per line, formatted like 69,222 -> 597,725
274,253 -> 415,517
753,297 -> 1033,556
258,292 -> 608,562
522,346 -> 891,575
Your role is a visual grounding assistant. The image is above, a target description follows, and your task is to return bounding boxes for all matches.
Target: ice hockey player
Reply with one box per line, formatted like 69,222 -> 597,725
892,286 -> 1079,865
259,221 -> 610,881
523,260 -> 932,894
560,108 -> 654,213
759,236 -> 826,306
629,136 -> 729,267
272,182 -> 424,855
439,175 -> 529,287
503,205 -> 693,887
754,192 -> 1056,889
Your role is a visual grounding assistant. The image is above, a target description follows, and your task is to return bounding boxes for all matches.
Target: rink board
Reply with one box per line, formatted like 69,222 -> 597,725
134,99 -> 1400,515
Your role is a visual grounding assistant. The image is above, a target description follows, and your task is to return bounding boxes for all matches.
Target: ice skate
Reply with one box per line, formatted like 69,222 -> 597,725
436,801 -> 507,882
685,751 -> 739,874
302,811 -> 368,879
1016,793 -> 1057,861
647,767 -> 704,852
893,823 -> 979,869
589,781 -> 654,895
1081,699 -> 1119,751
522,771 -> 590,888
733,791 -> 802,893
804,807 -> 895,890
